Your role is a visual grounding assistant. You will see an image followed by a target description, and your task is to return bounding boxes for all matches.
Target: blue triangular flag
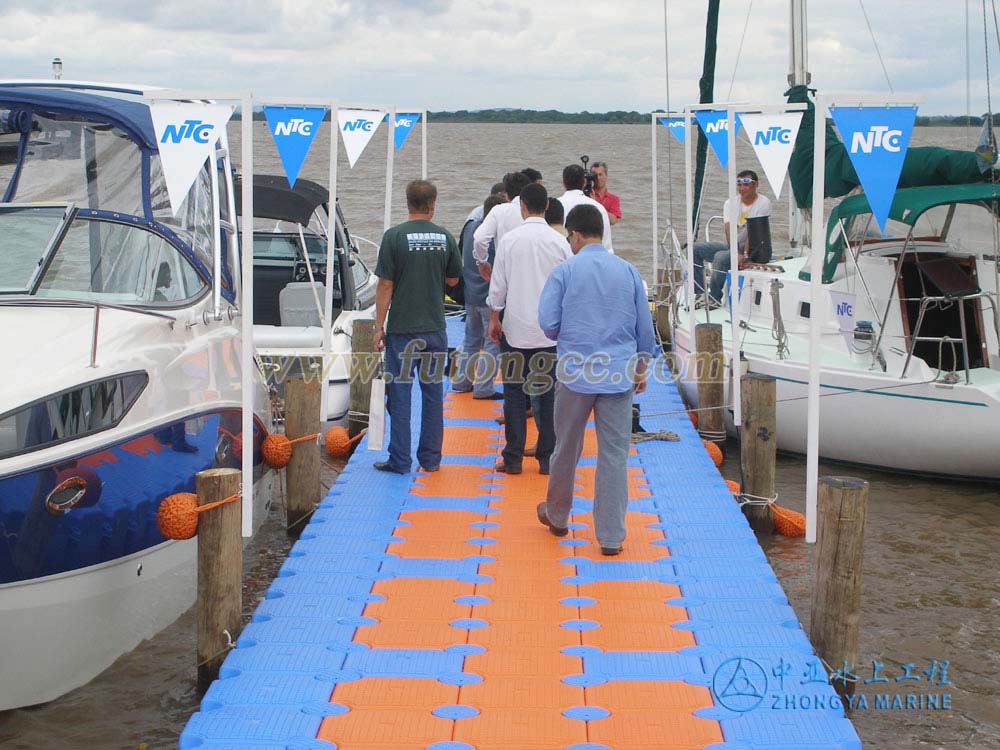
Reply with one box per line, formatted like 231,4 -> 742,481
392,112 -> 420,150
831,105 -> 916,234
263,106 -> 327,188
658,116 -> 686,144
695,110 -> 742,168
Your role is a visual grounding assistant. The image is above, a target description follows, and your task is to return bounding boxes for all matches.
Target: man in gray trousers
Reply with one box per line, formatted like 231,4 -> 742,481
534,204 -> 658,555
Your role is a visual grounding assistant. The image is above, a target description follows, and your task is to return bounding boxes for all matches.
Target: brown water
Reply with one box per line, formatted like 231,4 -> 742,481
0,124 -> 998,749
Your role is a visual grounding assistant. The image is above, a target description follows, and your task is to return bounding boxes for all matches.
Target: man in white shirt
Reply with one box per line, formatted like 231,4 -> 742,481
487,183 -> 572,475
558,164 -> 613,252
473,170 -> 531,280
692,169 -> 771,304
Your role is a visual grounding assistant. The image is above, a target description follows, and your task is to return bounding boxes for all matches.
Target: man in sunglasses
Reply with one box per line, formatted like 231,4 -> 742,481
691,169 -> 771,306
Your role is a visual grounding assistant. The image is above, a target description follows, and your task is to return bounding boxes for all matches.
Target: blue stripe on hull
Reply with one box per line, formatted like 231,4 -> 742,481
0,412 -> 257,584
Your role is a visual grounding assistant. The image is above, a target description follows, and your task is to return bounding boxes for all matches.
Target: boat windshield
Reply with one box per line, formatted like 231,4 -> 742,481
0,205 -> 69,293
0,206 -> 208,305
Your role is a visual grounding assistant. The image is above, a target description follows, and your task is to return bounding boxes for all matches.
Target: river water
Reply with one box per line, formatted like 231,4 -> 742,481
0,123 -> 997,749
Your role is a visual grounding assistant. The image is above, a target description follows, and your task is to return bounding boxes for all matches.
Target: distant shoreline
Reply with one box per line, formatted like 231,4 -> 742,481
243,110 -> 992,126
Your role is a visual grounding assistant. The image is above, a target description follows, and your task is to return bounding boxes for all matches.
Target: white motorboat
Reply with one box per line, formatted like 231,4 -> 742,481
0,82 -> 272,709
241,174 -> 377,423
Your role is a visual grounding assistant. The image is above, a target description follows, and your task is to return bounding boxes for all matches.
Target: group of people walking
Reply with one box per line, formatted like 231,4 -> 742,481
371,165 -> 656,556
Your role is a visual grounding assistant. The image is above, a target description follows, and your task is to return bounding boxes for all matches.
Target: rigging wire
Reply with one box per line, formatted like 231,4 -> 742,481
858,0 -> 894,93
726,0 -> 755,102
986,0 -> 1000,339
968,0 -> 974,145
663,0 -> 675,225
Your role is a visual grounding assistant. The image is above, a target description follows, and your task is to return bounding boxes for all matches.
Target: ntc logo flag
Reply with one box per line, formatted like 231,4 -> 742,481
392,113 -> 421,150
740,111 -> 803,199
830,105 -> 917,233
658,116 -> 686,145
337,109 -> 384,167
150,101 -> 234,215
264,106 -> 327,188
695,110 -> 743,169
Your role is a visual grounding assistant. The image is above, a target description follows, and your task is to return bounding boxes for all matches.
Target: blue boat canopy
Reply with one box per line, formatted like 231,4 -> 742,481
0,86 -> 156,150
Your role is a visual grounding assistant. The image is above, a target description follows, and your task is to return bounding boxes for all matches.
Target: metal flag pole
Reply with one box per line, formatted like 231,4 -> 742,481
384,106 -> 396,234
684,107 -> 696,343
725,104 -> 742,427
421,109 -> 428,179
239,91 -> 254,536
806,92 -> 828,544
651,112 -> 659,283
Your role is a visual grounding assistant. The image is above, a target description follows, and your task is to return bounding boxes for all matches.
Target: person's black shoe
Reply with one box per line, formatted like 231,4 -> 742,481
420,464 -> 440,473
373,461 -> 408,475
600,546 -> 623,556
494,460 -> 522,475
474,392 -> 504,400
536,502 -> 568,537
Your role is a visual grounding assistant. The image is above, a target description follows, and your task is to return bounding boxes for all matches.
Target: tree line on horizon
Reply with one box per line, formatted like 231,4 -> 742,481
242,110 -> 1000,126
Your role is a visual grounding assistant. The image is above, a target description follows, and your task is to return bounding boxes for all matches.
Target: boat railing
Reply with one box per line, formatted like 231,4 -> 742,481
0,297 -> 177,368
704,215 -> 725,243
901,291 -> 998,384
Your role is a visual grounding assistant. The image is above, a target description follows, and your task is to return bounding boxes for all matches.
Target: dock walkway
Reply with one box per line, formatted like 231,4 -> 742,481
181,320 -> 861,750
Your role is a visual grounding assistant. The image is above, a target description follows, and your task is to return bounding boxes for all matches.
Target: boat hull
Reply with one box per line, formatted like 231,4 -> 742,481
0,412 -> 272,710
673,334 -> 1000,480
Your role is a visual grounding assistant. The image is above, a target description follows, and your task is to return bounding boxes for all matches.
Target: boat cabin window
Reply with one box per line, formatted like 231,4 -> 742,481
0,372 -> 148,460
35,217 -> 208,305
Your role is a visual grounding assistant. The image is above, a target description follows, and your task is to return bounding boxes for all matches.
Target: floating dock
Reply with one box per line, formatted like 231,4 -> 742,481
181,319 -> 861,750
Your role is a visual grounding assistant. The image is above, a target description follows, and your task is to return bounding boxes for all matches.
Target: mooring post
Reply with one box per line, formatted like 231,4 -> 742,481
740,373 -> 776,534
695,323 -> 725,446
810,476 -> 868,702
349,318 -> 376,440
284,376 -> 321,535
195,467 -> 241,692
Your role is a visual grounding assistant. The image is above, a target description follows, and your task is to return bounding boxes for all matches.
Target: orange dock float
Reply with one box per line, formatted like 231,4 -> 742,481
182,322 -> 861,750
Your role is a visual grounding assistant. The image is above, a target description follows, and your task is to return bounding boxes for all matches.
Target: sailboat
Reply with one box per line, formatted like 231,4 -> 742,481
665,1 -> 1000,480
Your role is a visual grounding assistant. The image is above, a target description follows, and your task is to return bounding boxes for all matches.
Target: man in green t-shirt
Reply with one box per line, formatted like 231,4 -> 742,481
373,180 -> 462,474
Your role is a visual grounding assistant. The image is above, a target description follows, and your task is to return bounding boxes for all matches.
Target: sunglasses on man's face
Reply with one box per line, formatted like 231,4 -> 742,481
736,177 -> 757,185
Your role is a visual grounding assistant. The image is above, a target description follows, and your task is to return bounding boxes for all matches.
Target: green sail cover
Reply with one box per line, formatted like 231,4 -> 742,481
818,183 -> 1000,282
785,84 -> 987,209
691,0 -> 721,230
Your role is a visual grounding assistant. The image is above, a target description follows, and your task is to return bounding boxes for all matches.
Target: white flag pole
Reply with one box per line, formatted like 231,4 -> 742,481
421,109 -> 428,180
684,108 -> 695,346
384,107 -> 396,235
240,92 -> 255,537
806,94 -> 828,544
651,112 -> 659,284
726,106 -> 742,427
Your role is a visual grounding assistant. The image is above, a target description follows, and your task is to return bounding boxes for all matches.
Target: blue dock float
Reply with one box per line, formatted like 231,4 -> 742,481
180,316 -> 861,750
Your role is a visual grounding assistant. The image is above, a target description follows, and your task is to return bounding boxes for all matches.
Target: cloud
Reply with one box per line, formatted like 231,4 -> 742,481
0,0 -> 987,114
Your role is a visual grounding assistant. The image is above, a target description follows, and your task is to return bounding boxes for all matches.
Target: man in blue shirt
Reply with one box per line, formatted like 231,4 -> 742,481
535,205 -> 658,555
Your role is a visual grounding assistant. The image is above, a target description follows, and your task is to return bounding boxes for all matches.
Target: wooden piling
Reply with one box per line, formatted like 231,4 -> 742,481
695,323 -> 725,445
810,476 -> 869,702
739,373 -> 776,534
284,376 -> 321,535
349,319 -> 376,439
196,467 -> 241,692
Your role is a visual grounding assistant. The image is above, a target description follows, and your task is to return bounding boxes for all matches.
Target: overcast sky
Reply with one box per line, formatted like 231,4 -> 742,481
0,1 -> 992,115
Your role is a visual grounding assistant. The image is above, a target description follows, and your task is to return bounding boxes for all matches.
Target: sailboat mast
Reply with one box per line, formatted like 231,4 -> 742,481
788,0 -> 810,87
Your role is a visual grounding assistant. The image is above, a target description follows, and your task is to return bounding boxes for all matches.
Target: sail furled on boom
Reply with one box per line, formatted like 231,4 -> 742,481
691,0 -> 720,230
785,84 -> 987,209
